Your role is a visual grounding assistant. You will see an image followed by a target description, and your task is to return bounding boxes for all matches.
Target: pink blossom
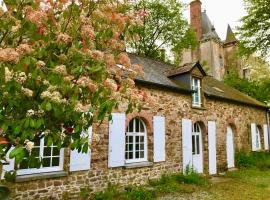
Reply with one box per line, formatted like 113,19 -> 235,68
92,50 -> 104,61
57,33 -> 72,44
24,6 -> 48,26
16,44 -> 33,55
0,48 -> 20,63
81,25 -> 95,40
117,52 -> 131,67
104,78 -> 118,92
104,53 -> 116,67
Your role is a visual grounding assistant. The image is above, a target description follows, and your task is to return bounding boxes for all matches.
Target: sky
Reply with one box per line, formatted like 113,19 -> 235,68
182,0 -> 246,40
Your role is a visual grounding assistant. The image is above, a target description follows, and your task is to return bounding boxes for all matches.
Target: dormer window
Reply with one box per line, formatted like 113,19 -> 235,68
192,77 -> 201,107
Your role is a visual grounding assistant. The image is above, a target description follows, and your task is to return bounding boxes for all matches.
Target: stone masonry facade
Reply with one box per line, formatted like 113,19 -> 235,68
2,82 -> 268,200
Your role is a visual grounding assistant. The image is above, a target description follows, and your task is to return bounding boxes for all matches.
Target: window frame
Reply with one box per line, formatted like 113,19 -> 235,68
16,138 -> 64,176
192,77 -> 202,107
125,118 -> 148,164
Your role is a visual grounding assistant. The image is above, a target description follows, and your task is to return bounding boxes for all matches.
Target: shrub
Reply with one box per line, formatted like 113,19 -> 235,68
124,186 -> 156,200
149,174 -> 180,193
93,184 -> 121,200
174,168 -> 208,186
235,151 -> 270,169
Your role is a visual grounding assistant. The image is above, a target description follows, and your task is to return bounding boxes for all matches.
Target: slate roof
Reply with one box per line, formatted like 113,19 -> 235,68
166,62 -> 206,77
129,54 -> 267,108
225,25 -> 237,44
201,11 -> 220,41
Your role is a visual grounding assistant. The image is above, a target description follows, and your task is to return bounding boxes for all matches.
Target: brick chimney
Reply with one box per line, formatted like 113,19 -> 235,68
190,0 -> 202,40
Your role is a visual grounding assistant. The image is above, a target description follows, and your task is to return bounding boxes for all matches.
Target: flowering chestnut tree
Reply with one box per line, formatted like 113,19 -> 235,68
0,0 -> 145,179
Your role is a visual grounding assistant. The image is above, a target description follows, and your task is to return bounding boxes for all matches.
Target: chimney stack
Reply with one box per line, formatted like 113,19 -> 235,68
190,0 -> 202,40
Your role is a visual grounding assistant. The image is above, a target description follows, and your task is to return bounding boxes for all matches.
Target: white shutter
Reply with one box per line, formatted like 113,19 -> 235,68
154,116 -> 166,162
251,123 -> 257,151
263,124 -> 269,150
208,121 -> 217,175
108,113 -> 125,167
70,127 -> 92,172
1,147 -> 15,179
182,119 -> 192,174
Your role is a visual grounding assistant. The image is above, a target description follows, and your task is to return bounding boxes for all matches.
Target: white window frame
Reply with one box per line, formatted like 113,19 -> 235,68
17,138 -> 64,175
125,118 -> 148,164
255,126 -> 261,150
192,77 -> 202,107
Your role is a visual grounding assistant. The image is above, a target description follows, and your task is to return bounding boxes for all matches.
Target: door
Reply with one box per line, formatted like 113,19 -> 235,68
192,123 -> 203,173
226,126 -> 235,168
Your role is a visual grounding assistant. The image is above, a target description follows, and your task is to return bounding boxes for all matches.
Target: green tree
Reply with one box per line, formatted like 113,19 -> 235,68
0,0 -> 144,180
238,0 -> 270,57
129,0 -> 197,61
224,70 -> 270,104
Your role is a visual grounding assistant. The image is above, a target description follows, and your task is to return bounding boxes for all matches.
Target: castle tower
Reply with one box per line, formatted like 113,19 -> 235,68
180,1 -> 225,80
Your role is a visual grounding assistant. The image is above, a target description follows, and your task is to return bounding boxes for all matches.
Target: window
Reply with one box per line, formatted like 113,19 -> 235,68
192,77 -> 201,107
255,126 -> 261,150
17,138 -> 64,175
243,68 -> 250,79
192,123 -> 201,155
125,118 -> 147,163
219,55 -> 224,67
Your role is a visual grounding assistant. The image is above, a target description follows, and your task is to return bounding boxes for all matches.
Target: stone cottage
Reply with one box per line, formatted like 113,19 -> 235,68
180,0 -> 246,80
1,53 -> 269,199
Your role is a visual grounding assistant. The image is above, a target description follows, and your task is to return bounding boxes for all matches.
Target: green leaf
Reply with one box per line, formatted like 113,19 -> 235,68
82,142 -> 89,153
24,118 -> 30,129
46,102 -> 52,111
30,119 -> 35,128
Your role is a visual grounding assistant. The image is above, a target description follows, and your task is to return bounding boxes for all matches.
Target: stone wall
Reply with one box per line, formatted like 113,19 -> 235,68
3,83 -> 268,199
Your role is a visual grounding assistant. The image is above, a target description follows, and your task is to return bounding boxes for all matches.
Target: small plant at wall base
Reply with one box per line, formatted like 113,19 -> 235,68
0,0 -> 149,181
235,151 -> 270,170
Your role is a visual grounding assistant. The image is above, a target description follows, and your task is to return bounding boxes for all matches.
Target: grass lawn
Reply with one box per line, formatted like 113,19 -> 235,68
158,168 -> 270,200
206,168 -> 270,200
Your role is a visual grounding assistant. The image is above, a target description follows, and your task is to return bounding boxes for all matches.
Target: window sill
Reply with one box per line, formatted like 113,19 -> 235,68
15,171 -> 68,182
124,161 -> 153,169
192,106 -> 206,110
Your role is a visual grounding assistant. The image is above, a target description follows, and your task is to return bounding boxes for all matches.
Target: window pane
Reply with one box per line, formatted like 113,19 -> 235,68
136,144 -> 139,151
136,136 -> 139,143
135,151 -> 139,159
125,152 -> 128,159
135,118 -> 140,132
42,158 -> 50,167
140,144 -> 144,150
44,147 -> 52,157
129,136 -> 133,143
196,135 -> 200,154
140,151 -> 144,158
140,136 -> 144,143
128,152 -> 133,159
53,147 -> 60,156
32,147 -> 40,157
129,143 -> 133,151
140,121 -> 145,132
128,120 -> 133,132
192,135 -> 195,155
19,159 -> 28,169
52,157 -> 59,166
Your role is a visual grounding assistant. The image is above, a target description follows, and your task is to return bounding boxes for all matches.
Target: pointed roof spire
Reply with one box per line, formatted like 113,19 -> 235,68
225,24 -> 237,43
